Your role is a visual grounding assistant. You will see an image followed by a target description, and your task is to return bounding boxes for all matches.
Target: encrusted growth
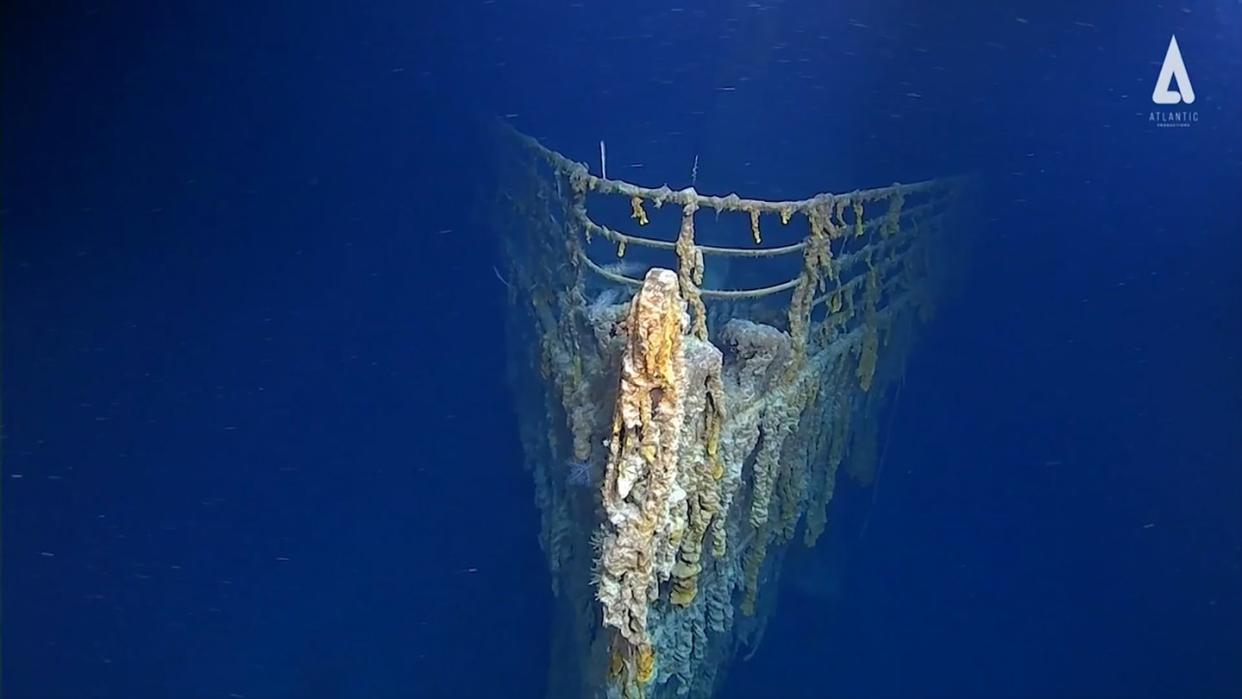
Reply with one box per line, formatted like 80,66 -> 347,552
632,196 -> 650,226
597,269 -> 686,651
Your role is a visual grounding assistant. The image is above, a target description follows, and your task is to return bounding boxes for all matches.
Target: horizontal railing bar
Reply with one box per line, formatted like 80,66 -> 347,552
577,201 -> 947,257
504,122 -> 960,213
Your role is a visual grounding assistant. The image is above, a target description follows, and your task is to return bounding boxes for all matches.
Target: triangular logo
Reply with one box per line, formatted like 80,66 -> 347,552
1152,35 -> 1195,105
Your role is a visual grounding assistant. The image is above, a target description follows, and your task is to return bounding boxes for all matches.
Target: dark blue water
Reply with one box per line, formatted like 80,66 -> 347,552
4,2 -> 1240,698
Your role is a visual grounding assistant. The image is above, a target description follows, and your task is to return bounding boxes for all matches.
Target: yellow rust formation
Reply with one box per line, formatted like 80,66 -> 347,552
595,269 -> 686,691
494,123 -> 968,699
631,196 -> 650,226
595,268 -> 731,692
674,200 -> 708,341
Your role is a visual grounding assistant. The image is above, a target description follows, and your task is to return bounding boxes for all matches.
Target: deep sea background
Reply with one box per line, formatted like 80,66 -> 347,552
3,1 -> 1240,698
